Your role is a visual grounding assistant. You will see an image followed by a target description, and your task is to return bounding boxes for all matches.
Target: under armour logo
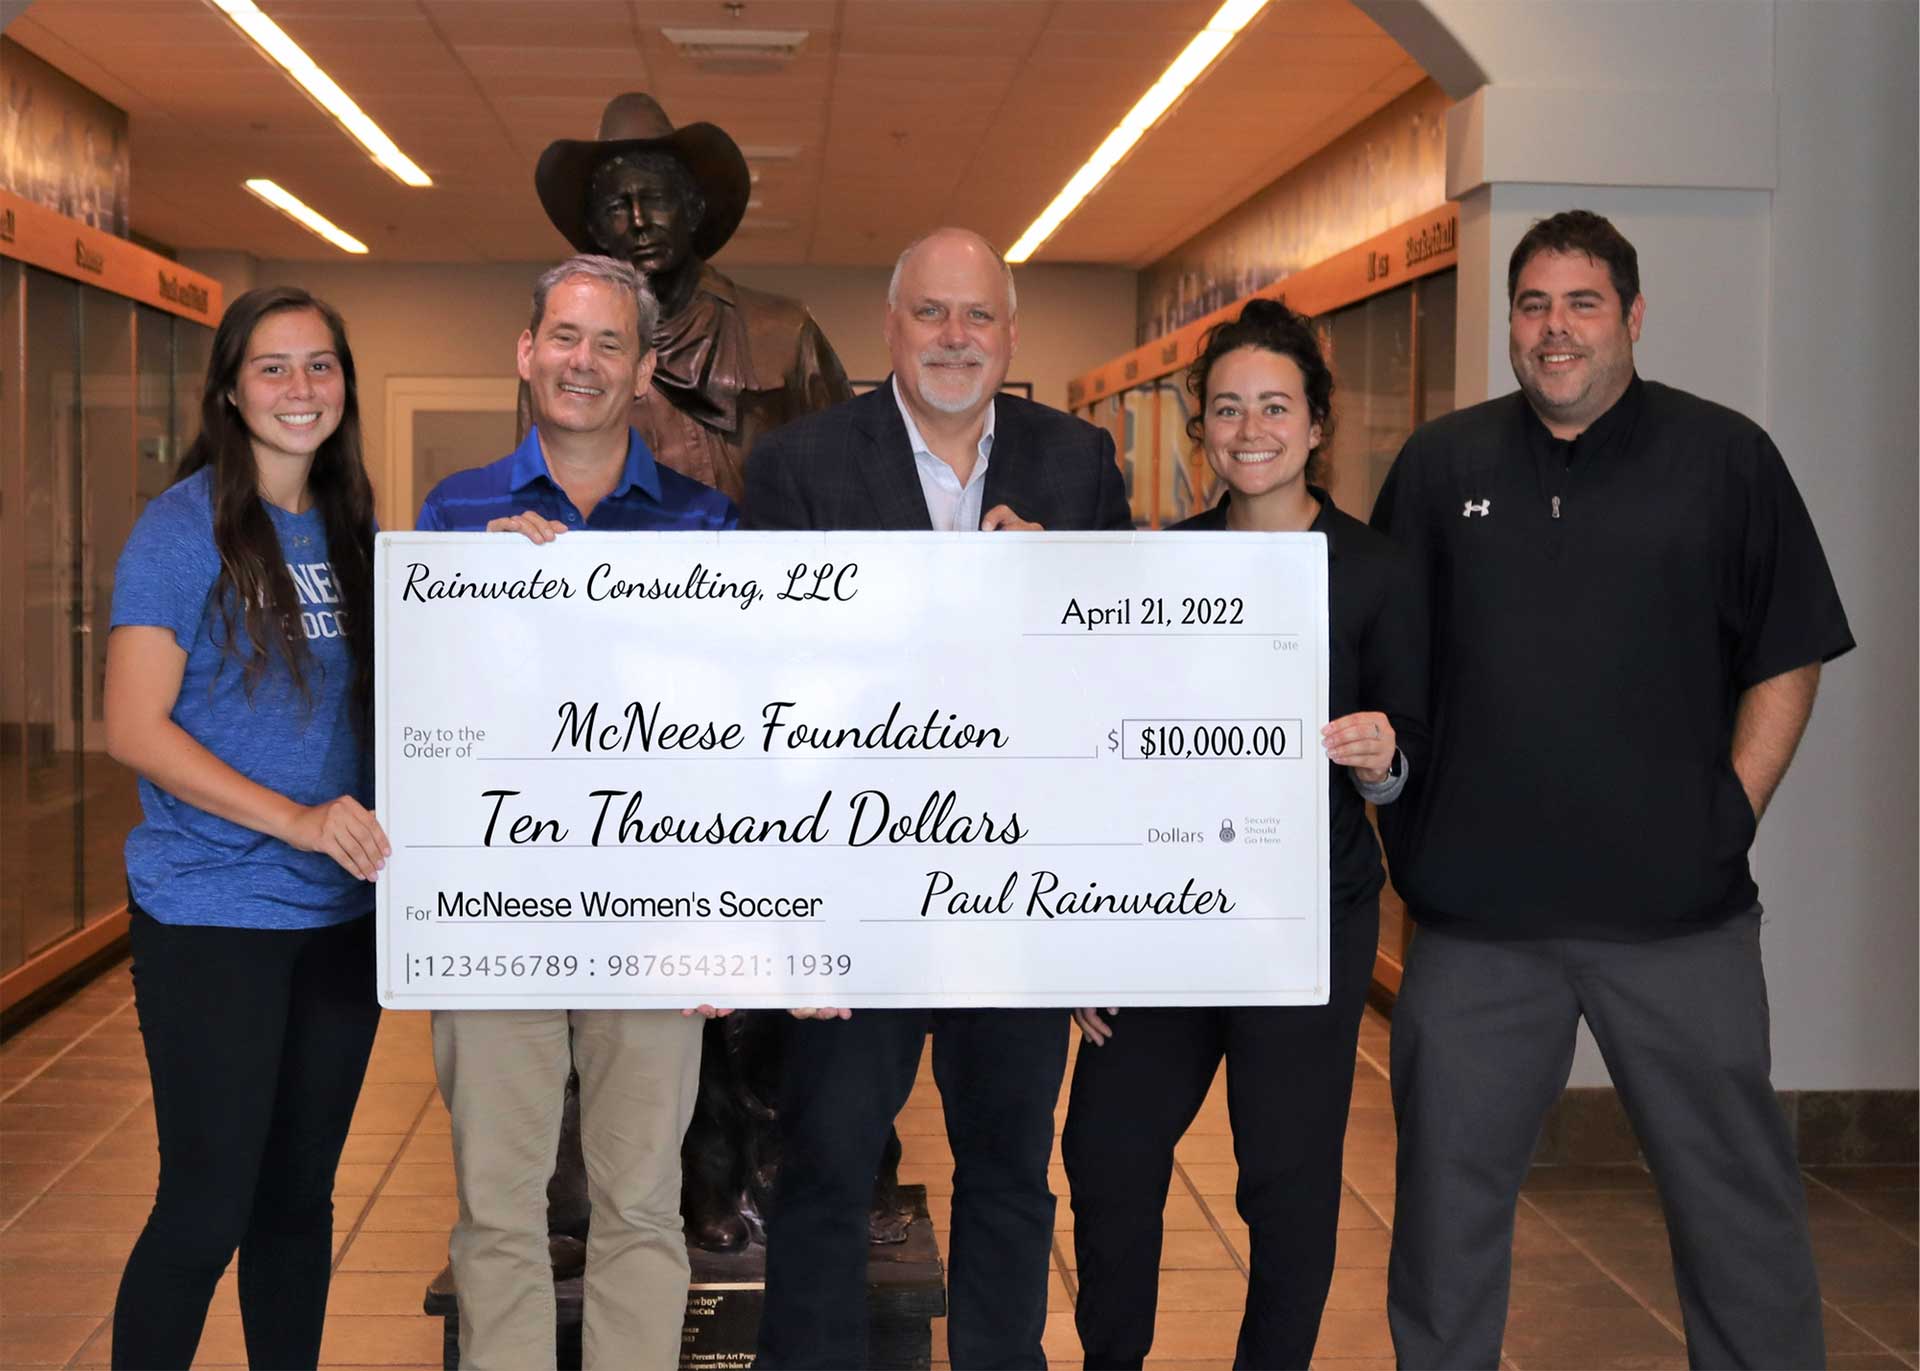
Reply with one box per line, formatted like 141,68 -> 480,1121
1462,499 -> 1491,517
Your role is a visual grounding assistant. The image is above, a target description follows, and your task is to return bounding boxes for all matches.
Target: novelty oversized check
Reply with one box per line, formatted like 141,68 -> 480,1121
374,532 -> 1329,1010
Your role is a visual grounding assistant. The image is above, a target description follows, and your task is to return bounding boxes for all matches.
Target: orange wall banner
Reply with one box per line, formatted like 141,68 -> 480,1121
0,189 -> 222,325
1069,203 -> 1457,412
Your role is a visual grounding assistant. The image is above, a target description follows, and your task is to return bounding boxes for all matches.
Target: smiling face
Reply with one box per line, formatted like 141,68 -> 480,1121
228,307 -> 345,469
587,158 -> 697,282
1508,248 -> 1644,438
884,231 -> 1017,421
1200,345 -> 1323,503
517,275 -> 656,440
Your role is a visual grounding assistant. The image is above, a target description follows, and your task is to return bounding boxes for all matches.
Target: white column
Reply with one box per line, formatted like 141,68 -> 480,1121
1356,0 -> 1918,1091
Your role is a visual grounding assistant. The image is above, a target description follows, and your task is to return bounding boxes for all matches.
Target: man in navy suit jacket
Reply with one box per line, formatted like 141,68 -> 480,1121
745,228 -> 1131,1369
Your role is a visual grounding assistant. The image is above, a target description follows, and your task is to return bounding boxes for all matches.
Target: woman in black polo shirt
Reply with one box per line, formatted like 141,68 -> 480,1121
1062,299 -> 1427,1370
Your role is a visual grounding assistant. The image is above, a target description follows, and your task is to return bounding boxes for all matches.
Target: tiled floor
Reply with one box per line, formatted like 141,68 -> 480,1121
3,961 -> 1915,1370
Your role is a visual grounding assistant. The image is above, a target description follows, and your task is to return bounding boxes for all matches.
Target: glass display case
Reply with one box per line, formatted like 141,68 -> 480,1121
0,256 -> 215,992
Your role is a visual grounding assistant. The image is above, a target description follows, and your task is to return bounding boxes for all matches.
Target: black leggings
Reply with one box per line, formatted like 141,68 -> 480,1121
1062,898 -> 1379,1370
113,905 -> 380,1371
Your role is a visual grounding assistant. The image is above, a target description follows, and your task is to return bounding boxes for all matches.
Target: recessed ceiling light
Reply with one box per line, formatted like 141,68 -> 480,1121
244,179 -> 369,254
1006,0 -> 1269,263
209,0 -> 431,187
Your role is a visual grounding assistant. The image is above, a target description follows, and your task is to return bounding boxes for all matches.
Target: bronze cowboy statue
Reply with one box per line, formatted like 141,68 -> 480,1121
528,92 -> 850,505
524,95 -> 905,1263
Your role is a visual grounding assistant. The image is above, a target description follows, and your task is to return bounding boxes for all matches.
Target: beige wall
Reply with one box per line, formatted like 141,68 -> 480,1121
179,253 -> 1136,527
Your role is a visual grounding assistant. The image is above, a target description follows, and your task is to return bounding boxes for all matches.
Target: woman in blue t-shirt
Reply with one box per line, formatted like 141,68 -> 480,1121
103,285 -> 388,1370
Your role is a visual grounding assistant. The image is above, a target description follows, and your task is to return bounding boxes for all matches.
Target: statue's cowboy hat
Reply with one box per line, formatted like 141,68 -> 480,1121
534,93 -> 750,260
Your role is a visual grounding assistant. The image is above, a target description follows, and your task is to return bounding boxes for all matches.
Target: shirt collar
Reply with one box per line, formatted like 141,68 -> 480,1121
892,375 -> 996,466
1202,483 -> 1341,556
1306,483 -> 1340,557
1523,371 -> 1645,458
695,263 -> 737,307
509,425 -> 665,504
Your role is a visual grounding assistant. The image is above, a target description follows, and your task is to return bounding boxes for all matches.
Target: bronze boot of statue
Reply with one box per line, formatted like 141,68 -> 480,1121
869,1127 -> 913,1246
545,1070 -> 589,1281
680,1018 -> 751,1253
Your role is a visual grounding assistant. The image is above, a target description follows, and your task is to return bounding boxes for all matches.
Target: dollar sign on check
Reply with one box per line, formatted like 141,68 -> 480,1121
1107,727 -> 1119,753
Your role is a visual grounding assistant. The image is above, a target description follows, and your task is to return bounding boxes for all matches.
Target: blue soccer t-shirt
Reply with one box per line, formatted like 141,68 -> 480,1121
111,467 -> 373,929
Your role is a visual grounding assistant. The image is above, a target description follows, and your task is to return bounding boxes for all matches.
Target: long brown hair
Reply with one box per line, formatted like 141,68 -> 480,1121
174,286 -> 375,736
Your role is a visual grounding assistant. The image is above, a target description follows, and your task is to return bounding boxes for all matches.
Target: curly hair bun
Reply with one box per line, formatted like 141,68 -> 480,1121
1239,297 -> 1303,328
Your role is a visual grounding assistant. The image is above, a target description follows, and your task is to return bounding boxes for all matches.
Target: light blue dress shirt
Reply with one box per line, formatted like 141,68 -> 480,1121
892,378 -> 996,532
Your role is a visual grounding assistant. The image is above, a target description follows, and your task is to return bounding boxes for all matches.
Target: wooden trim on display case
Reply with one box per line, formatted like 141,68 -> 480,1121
0,906 -> 129,1017
1068,204 -> 1458,412
0,190 -> 221,324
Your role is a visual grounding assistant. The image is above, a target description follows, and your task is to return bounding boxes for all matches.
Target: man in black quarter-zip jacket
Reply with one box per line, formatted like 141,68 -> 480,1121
1371,210 -> 1853,1371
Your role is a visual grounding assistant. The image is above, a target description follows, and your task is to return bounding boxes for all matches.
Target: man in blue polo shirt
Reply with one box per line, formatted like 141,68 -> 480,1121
418,254 -> 733,1371
418,256 -> 735,539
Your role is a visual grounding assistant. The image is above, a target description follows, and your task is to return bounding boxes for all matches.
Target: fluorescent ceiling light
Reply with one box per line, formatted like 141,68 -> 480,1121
661,27 -> 809,59
244,179 -> 369,254
209,0 -> 431,187
1005,0 -> 1269,263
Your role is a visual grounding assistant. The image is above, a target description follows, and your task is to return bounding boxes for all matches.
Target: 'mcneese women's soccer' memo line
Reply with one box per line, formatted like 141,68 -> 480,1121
374,531 -> 1330,1010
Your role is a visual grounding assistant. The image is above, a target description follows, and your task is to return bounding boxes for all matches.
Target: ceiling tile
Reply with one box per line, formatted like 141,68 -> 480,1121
8,0 -> 1420,266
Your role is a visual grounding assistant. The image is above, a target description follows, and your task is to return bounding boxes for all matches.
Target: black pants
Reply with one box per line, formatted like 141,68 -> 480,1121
1062,899 -> 1378,1370
757,1007 -> 1070,1370
113,905 -> 380,1371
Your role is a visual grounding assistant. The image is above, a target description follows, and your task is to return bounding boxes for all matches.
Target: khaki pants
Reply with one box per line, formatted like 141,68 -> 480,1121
432,1009 -> 703,1371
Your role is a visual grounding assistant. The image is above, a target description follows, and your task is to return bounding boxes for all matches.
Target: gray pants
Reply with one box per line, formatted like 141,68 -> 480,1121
1386,912 -> 1824,1370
